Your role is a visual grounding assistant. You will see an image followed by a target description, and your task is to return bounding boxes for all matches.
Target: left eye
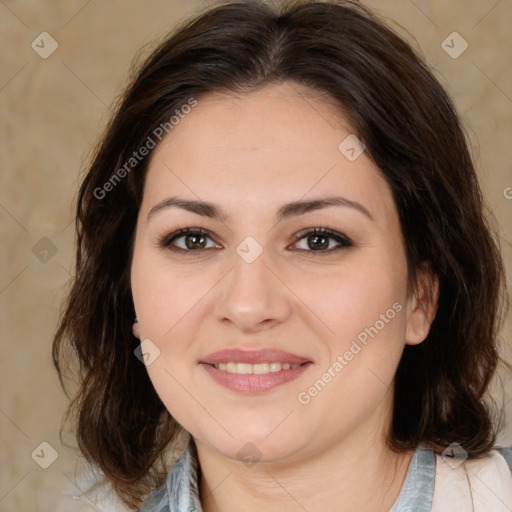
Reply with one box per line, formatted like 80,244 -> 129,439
292,227 -> 353,253
159,228 -> 220,251
158,227 -> 352,254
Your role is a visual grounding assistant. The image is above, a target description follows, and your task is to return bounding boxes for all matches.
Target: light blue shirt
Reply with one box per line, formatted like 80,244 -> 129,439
139,441 -> 512,511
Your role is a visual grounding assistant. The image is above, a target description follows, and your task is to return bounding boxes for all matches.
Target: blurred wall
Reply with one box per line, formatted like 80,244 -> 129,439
1,0 -> 511,510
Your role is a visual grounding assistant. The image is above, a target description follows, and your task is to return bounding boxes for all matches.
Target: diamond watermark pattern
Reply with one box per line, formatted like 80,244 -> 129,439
31,32 -> 59,59
31,441 -> 59,469
236,442 -> 262,468
236,236 -> 263,264
338,134 -> 365,161
441,441 -> 468,469
32,237 -> 58,263
441,32 -> 468,59
134,338 -> 161,366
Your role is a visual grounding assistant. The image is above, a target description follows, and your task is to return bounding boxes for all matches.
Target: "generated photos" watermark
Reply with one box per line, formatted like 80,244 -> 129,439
298,301 -> 403,404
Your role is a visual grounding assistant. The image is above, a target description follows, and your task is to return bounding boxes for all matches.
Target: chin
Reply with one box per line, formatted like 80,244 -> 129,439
198,429 -> 308,465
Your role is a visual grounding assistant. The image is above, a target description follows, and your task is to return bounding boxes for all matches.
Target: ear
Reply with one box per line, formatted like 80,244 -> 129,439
132,318 -> 141,339
405,262 -> 439,346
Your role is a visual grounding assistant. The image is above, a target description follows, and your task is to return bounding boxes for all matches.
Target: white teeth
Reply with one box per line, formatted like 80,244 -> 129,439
270,362 -> 281,372
253,363 -> 269,374
236,363 -> 252,375
212,362 -> 301,374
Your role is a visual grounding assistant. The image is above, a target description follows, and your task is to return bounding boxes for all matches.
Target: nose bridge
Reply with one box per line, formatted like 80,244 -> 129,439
214,239 -> 290,331
231,243 -> 271,296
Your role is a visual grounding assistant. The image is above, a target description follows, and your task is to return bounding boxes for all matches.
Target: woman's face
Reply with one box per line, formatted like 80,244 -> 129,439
130,82 -> 430,463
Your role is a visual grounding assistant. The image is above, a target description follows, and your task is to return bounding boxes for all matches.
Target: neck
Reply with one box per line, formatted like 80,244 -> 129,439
196,408 -> 414,512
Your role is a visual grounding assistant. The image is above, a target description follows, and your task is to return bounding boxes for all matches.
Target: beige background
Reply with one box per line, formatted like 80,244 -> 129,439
1,0 -> 511,510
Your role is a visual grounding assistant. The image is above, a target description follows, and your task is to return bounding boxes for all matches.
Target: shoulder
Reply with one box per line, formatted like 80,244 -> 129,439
463,445 -> 512,478
433,444 -> 512,478
494,445 -> 512,474
431,444 -> 512,510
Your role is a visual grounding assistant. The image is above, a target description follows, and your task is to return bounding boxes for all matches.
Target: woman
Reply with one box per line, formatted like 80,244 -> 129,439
53,1 -> 512,510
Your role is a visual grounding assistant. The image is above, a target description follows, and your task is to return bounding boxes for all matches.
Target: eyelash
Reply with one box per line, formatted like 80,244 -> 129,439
157,226 -> 353,256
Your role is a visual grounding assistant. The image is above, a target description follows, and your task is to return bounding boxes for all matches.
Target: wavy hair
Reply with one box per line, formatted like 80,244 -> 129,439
53,0 -> 509,508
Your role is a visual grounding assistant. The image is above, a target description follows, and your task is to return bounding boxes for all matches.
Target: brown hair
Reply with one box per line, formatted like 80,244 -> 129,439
53,0 -> 509,508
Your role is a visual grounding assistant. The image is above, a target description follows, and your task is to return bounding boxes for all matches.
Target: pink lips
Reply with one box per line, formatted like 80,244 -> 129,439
200,348 -> 312,393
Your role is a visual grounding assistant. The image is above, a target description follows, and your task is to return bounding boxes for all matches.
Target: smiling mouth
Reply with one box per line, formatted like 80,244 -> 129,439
201,361 -> 312,393
211,362 -> 303,374
200,348 -> 312,392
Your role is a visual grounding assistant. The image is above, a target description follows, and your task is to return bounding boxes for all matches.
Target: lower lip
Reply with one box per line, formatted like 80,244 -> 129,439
201,363 -> 312,393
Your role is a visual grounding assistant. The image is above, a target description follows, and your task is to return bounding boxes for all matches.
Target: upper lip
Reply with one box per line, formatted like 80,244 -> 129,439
200,348 -> 311,365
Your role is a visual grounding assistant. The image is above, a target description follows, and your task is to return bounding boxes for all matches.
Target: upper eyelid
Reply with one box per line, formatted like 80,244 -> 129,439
294,226 -> 349,239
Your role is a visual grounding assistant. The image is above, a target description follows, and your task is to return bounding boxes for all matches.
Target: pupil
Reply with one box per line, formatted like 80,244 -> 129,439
186,234 -> 206,249
309,234 -> 328,250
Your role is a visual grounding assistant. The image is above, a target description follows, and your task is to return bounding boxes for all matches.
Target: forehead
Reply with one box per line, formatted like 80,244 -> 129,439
142,82 -> 394,223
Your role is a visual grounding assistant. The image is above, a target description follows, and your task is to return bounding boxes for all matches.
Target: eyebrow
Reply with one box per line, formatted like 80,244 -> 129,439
147,195 -> 373,223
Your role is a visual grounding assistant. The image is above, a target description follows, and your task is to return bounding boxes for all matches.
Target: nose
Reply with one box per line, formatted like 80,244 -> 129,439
213,246 -> 292,333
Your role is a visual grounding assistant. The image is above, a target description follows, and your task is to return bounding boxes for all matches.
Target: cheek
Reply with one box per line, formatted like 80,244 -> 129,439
298,255 -> 408,346
130,252 -> 210,430
294,265 -> 407,428
294,251 -> 409,409
131,249 -> 207,341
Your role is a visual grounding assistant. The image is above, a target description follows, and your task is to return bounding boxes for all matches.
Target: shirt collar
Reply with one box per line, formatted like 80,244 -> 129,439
389,445 -> 435,512
166,440 -> 202,512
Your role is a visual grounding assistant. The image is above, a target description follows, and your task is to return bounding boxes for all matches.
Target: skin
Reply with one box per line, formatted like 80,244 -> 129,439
130,81 -> 438,512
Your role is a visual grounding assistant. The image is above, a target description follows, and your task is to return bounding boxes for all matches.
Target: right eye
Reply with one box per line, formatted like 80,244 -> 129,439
158,227 -> 222,253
